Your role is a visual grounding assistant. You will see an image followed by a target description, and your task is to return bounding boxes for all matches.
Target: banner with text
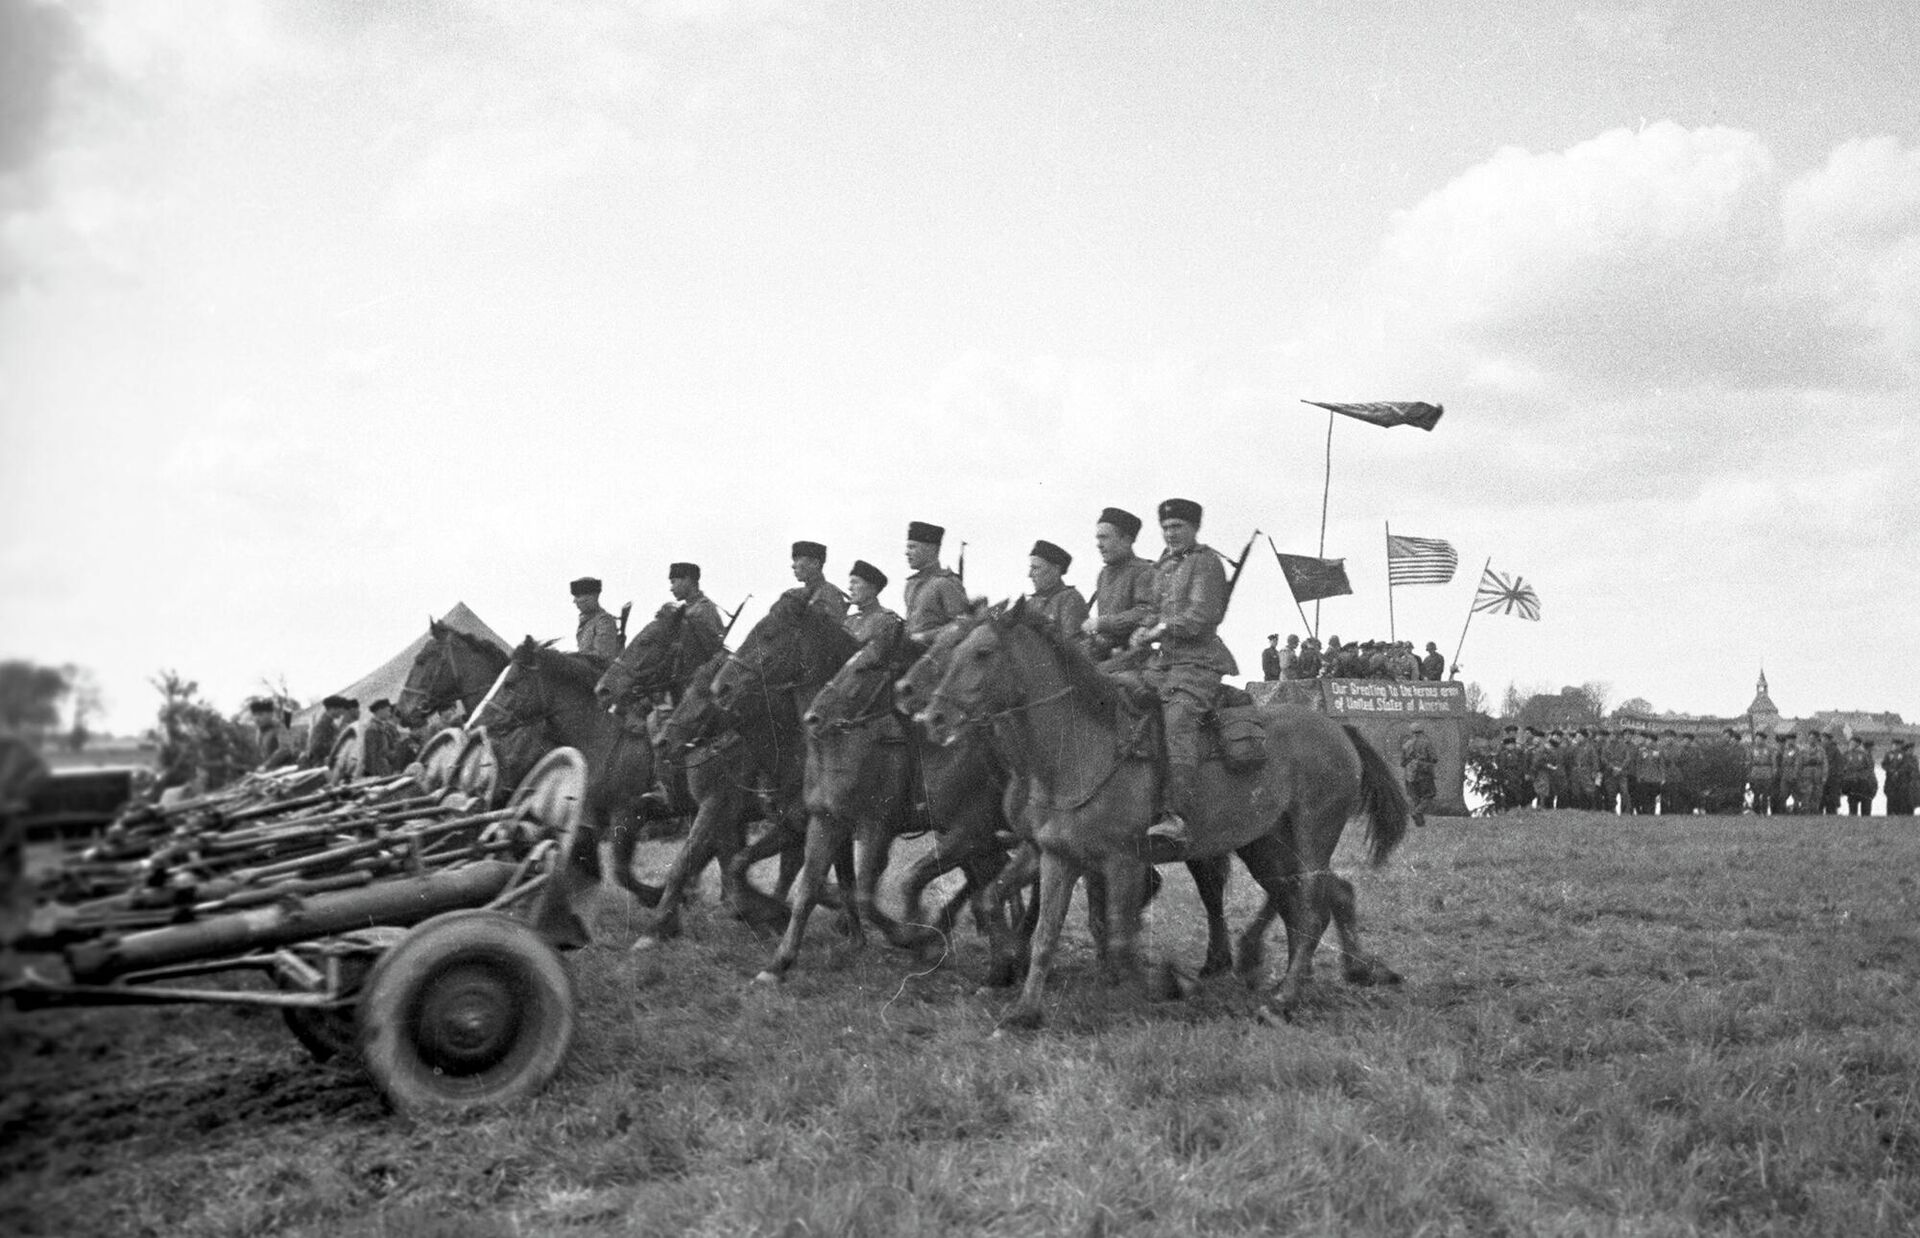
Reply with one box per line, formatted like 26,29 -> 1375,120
1322,679 -> 1465,717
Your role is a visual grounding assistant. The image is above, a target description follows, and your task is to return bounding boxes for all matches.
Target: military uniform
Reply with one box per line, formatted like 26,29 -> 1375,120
1261,642 -> 1282,682
1401,726 -> 1438,826
1794,738 -> 1829,814
1534,738 -> 1567,809
1745,734 -> 1779,815
303,706 -> 341,770
1821,733 -> 1844,814
1495,738 -> 1526,811
576,604 -> 620,662
1570,730 -> 1602,810
250,705 -> 296,771
1635,736 -> 1668,815
1884,742 -> 1916,815
680,589 -> 724,646
1420,646 -> 1445,681
788,542 -> 850,624
1027,580 -> 1088,642
1842,742 -> 1876,815
1089,559 -> 1157,656
362,703 -> 406,777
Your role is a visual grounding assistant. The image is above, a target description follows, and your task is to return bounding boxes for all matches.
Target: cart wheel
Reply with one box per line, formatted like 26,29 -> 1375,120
415,727 -> 466,792
357,909 -> 575,1118
507,747 -> 588,843
452,728 -> 500,805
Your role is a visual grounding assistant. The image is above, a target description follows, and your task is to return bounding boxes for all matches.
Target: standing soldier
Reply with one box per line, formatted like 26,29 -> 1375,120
1400,720 -> 1438,827
1081,506 -> 1158,660
571,577 -> 621,665
1126,498 -> 1237,861
1820,729 -> 1845,814
789,540 -> 848,618
1777,734 -> 1804,812
1842,737 -> 1876,815
249,700 -> 296,770
1292,636 -> 1322,680
1494,735 -> 1525,811
1746,730 -> 1779,815
1532,732 -> 1564,809
1884,739 -> 1916,816
1261,635 -> 1283,682
668,563 -> 725,647
1570,727 -> 1602,810
303,695 -> 351,769
1635,730 -> 1668,815
1024,539 -> 1089,641
1796,731 -> 1830,816
902,521 -> 969,650
362,699 -> 408,777
1419,641 -> 1446,681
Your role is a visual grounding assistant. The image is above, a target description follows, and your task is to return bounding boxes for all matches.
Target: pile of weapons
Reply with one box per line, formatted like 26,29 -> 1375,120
23,764 -> 549,953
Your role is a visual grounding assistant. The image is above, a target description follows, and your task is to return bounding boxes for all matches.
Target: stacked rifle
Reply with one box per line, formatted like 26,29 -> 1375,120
23,764 -> 552,951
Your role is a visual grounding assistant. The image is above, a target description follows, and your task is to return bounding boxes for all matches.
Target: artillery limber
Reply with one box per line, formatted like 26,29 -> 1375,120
4,740 -> 587,1119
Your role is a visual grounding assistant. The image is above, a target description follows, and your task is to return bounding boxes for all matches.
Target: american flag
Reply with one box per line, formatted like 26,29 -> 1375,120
1472,566 -> 1541,621
1386,534 -> 1458,586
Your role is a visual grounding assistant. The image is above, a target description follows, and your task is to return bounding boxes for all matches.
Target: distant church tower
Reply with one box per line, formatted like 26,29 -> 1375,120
1746,669 -> 1781,732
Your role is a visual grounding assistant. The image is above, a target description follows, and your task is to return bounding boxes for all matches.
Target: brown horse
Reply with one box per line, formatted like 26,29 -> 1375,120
894,611 -> 1236,987
593,602 -> 728,712
395,620 -> 510,730
917,600 -> 1407,1028
475,638 -> 661,944
633,650 -> 808,947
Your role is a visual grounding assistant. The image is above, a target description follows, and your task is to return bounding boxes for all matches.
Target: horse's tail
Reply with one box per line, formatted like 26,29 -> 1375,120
1342,723 -> 1410,867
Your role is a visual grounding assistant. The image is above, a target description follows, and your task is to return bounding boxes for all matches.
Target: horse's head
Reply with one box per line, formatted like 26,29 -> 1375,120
804,637 -> 900,734
398,619 -> 457,726
894,602 -> 987,717
654,651 -> 729,763
712,592 -> 829,711
596,603 -> 682,707
916,600 -> 1025,746
474,637 -> 557,741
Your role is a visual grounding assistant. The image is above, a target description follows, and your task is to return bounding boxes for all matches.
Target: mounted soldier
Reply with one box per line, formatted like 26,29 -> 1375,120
1080,506 -> 1157,662
901,521 -> 968,650
1024,539 -> 1088,642
668,562 -> 725,649
571,576 -> 621,667
1123,497 -> 1238,861
788,540 -> 849,620
844,559 -> 906,656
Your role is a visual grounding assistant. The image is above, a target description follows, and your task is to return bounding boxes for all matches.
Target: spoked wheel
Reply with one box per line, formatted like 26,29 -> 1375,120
452,728 -> 500,806
358,910 -> 575,1118
414,727 -> 466,792
507,747 -> 589,844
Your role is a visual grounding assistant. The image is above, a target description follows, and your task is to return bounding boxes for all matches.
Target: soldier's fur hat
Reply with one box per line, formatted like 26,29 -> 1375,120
322,695 -> 351,710
248,698 -> 275,714
906,521 -> 945,545
668,562 -> 700,581
791,541 -> 827,564
569,576 -> 602,596
1097,507 -> 1142,539
1157,498 -> 1202,525
370,699 -> 393,713
850,559 -> 887,590
1029,540 -> 1072,571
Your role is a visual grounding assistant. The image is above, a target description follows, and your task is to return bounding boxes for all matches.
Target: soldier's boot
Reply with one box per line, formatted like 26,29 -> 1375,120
1145,764 -> 1197,864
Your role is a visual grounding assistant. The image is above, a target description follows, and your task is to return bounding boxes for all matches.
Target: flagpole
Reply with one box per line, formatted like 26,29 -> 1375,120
1269,536 -> 1315,639
1384,520 -> 1396,643
1450,556 -> 1491,678
1314,407 -> 1333,637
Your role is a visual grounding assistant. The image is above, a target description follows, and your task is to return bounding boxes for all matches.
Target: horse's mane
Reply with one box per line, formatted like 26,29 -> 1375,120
448,627 -> 508,662
998,600 -> 1124,715
513,640 -> 604,694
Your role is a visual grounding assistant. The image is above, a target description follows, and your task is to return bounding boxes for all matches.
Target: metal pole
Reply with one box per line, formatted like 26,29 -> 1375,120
1385,520 -> 1396,643
1450,556 -> 1491,678
1315,407 -> 1333,637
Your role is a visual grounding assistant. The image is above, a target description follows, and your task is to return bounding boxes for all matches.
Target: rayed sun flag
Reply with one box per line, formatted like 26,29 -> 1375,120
1303,400 -> 1444,431
1472,566 -> 1541,621
1386,534 -> 1458,586
1272,549 -> 1354,604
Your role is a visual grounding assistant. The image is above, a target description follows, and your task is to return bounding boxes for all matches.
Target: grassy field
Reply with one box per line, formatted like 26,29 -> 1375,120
4,810 -> 1917,1237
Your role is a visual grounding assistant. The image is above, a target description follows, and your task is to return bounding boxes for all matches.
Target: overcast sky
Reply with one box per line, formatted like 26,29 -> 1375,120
2,0 -> 1916,736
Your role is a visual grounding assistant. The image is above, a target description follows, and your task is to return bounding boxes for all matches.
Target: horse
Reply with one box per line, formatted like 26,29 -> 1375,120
631,650 -> 808,948
395,620 -> 510,730
593,602 -> 727,713
893,611 -> 1236,988
916,599 -> 1408,1029
474,638 -> 662,945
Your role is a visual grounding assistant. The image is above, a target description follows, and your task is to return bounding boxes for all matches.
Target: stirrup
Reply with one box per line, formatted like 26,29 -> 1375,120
1144,812 -> 1190,863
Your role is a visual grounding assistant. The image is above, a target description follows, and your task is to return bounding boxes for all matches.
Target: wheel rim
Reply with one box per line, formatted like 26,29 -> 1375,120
410,956 -> 527,1076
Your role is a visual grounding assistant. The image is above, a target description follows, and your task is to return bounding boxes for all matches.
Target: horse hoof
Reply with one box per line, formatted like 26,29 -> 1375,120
629,935 -> 661,953
1001,1006 -> 1044,1032
752,970 -> 783,986
1256,1004 -> 1292,1028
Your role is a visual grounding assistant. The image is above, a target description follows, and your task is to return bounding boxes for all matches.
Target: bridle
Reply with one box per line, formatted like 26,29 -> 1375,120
397,634 -> 460,721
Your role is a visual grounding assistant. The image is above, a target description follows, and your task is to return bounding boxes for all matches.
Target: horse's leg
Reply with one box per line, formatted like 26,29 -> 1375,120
1004,848 -> 1078,1030
725,810 -> 799,932
1083,867 -> 1112,974
1325,873 -> 1402,987
633,783 -> 738,948
1231,836 -> 1292,993
1186,854 -> 1234,978
854,815 -> 901,950
1267,869 -> 1334,1021
754,811 -> 845,984
829,830 -> 861,944
606,803 -> 663,909
528,819 -> 603,949
976,842 -> 1038,991
1098,853 -> 1150,1001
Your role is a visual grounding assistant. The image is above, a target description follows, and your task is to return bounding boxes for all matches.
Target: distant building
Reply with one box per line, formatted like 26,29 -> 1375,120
1614,669 -> 1918,747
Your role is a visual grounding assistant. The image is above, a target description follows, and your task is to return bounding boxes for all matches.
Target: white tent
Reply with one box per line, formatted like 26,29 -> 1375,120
295,602 -> 512,727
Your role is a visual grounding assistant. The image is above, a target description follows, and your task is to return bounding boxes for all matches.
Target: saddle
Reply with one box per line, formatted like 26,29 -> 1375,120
1107,679 -> 1268,773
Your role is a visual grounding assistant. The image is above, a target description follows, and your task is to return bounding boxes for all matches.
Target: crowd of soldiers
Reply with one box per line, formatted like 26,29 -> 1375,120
1484,722 -> 1919,817
245,694 -> 417,778
1262,633 -> 1448,682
